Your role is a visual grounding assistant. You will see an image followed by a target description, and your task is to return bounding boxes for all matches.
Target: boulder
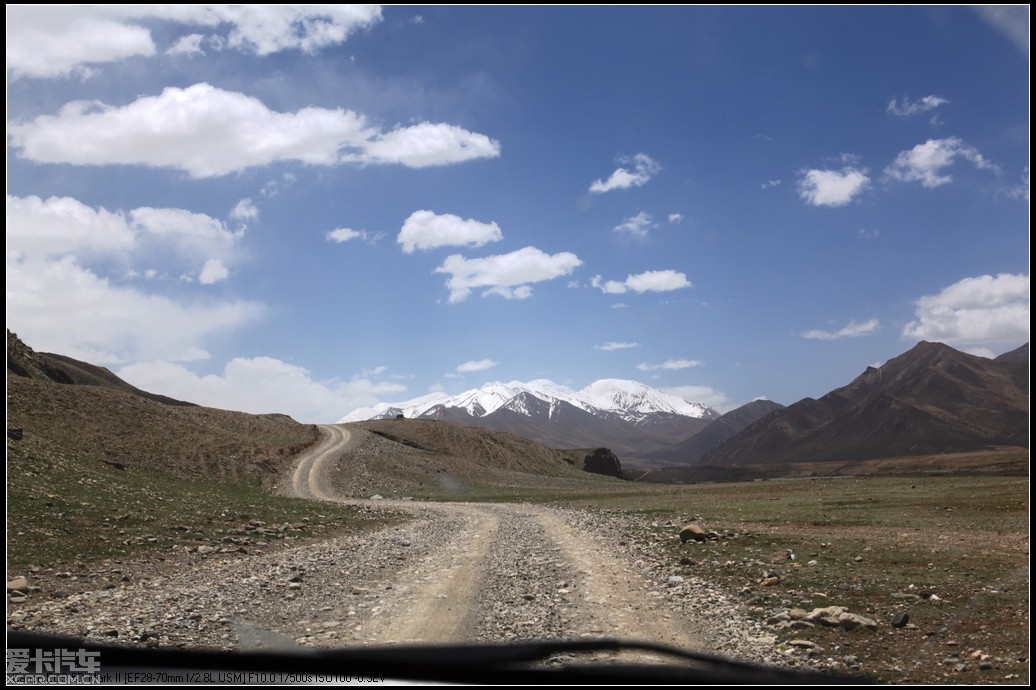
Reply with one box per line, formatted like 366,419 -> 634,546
679,523 -> 708,543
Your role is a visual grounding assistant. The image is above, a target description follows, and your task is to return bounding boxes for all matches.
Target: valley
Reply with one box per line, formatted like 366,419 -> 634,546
5,332 -> 1029,682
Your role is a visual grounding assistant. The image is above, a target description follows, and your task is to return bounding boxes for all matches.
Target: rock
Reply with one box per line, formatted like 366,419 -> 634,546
679,524 -> 708,543
666,576 -> 684,586
370,494 -> 383,501
788,639 -> 816,649
837,612 -> 878,630
788,608 -> 808,620
9,596 -> 27,604
7,577 -> 29,592
891,611 -> 910,628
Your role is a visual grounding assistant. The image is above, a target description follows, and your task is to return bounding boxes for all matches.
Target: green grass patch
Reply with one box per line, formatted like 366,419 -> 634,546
7,436 -> 402,570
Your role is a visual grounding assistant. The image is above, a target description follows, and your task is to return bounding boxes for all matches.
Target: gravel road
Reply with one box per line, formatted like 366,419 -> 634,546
9,424 -> 788,671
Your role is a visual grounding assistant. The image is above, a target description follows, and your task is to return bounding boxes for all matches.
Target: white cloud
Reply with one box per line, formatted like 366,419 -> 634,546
9,84 -> 499,178
637,359 -> 702,371
398,210 -> 503,253
360,122 -> 501,169
761,179 -> 782,189
456,359 -> 499,373
6,194 -> 136,257
6,255 -> 262,366
592,270 -> 692,295
118,356 -> 406,424
589,154 -> 661,194
802,318 -> 880,340
667,213 -> 684,224
614,211 -> 655,237
902,273 -> 1029,345
595,342 -> 639,351
230,198 -> 259,222
884,137 -> 999,188
662,385 -> 730,410
435,247 -> 582,303
886,94 -> 950,117
326,228 -> 362,243
8,195 -> 243,274
5,11 -> 155,80
6,6 -> 383,79
198,258 -> 230,285
166,33 -> 206,57
798,166 -> 870,207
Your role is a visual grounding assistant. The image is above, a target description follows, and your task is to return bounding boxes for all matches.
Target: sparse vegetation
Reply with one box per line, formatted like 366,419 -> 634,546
533,476 -> 1029,684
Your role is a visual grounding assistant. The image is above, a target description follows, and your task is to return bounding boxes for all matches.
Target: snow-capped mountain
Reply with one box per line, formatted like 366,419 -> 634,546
339,379 -> 719,463
340,379 -> 717,424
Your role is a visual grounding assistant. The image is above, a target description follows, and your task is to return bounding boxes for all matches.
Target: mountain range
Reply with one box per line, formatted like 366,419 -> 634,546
645,341 -> 1029,482
340,379 -> 721,464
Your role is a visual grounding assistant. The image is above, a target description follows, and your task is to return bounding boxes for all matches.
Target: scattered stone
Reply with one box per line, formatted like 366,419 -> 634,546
370,495 -> 384,501
666,576 -> 684,586
788,639 -> 816,649
891,611 -> 910,628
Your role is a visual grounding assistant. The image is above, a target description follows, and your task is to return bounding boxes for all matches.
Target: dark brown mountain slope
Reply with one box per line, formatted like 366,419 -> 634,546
696,341 -> 1028,469
7,330 -> 195,406
650,398 -> 785,466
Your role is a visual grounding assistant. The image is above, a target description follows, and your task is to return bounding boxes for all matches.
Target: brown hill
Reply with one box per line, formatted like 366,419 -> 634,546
693,341 -> 1028,475
7,330 -> 195,406
340,418 -> 625,498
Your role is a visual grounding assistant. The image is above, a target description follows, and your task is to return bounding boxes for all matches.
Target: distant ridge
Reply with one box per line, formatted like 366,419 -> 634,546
694,341 -> 1028,472
341,378 -> 719,463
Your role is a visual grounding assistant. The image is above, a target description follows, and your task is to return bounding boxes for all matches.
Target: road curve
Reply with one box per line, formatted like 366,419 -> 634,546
290,424 -> 351,501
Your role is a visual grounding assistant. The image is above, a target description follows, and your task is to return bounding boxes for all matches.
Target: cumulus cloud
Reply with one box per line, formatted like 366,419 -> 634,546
902,273 -> 1029,345
8,195 -> 243,274
398,210 -> 503,253
802,318 -> 880,340
798,166 -> 870,207
230,198 -> 259,223
456,359 -> 499,373
6,5 -> 383,79
887,94 -> 950,117
435,247 -> 582,303
667,213 -> 684,224
118,356 -> 406,424
614,212 -> 655,237
198,258 -> 229,285
591,270 -> 692,295
6,194 -> 136,257
360,123 -> 501,169
589,154 -> 661,194
637,359 -> 702,371
595,341 -> 639,351
326,228 -> 363,243
6,255 -> 262,366
8,84 -> 499,177
884,137 -> 999,188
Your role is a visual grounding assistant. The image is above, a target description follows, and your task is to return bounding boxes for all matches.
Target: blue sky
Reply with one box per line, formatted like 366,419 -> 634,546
6,6 -> 1029,423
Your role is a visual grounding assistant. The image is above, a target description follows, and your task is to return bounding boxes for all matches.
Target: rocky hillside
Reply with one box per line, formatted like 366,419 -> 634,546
7,330 -> 196,406
695,341 -> 1028,472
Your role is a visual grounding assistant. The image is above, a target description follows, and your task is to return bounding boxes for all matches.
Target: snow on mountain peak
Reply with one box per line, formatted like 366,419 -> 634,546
339,378 -> 717,422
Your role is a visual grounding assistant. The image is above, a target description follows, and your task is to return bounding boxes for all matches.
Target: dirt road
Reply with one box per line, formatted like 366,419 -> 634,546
285,424 -> 765,659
